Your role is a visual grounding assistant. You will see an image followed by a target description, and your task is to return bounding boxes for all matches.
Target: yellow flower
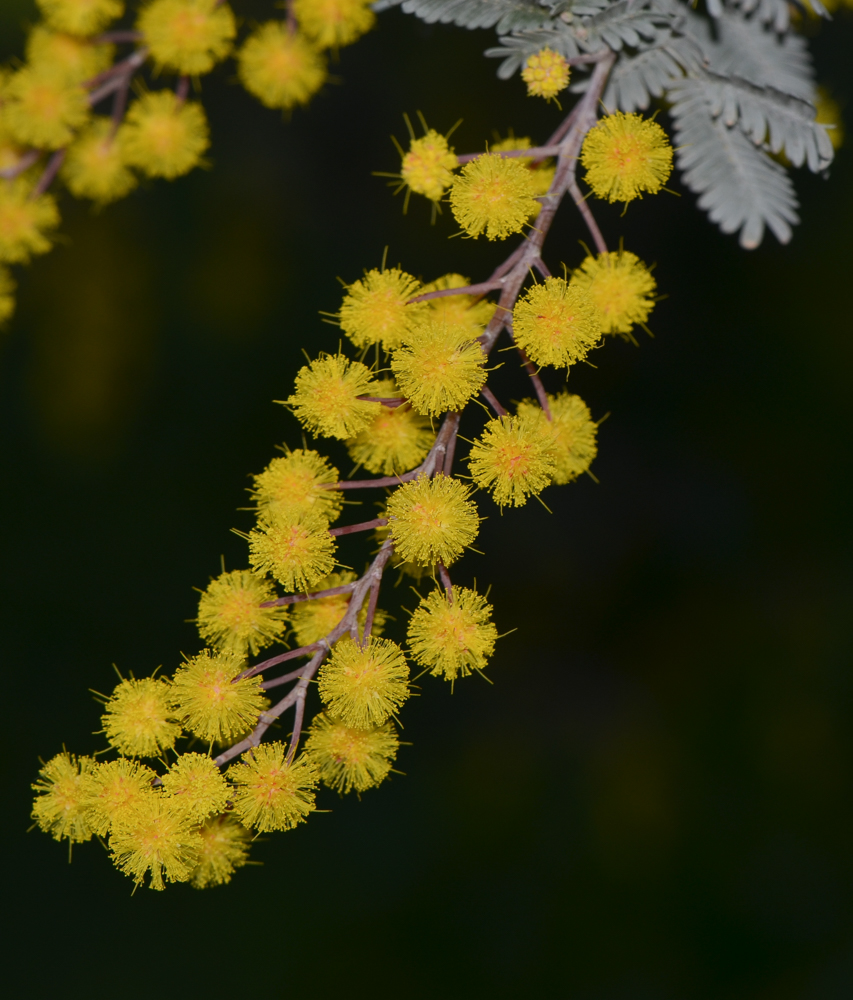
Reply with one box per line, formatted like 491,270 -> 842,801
448,153 -> 541,239
36,0 -> 124,36
318,636 -> 409,729
0,265 -> 16,325
390,319 -> 487,417
26,26 -> 114,83
521,47 -> 570,101
581,111 -> 673,203
468,413 -> 556,507
160,753 -> 230,823
346,378 -> 433,475
293,0 -> 376,50
138,0 -> 236,76
0,179 -> 59,265
229,742 -> 318,832
61,117 -> 138,205
109,792 -> 202,890
251,447 -> 342,522
386,473 -> 479,567
82,758 -> 157,837
196,568 -> 289,657
119,90 -> 209,179
304,713 -> 399,794
172,648 -> 269,744
338,267 -> 428,351
4,66 -> 90,150
285,353 -> 380,439
512,276 -> 601,369
101,676 -> 183,757
571,250 -> 657,338
248,509 -> 337,592
237,23 -> 326,111
190,814 -> 251,888
420,273 -> 496,337
491,135 -> 555,216
407,586 -> 498,681
31,752 -> 97,844
290,570 -> 387,646
400,128 -> 459,203
516,392 -> 598,485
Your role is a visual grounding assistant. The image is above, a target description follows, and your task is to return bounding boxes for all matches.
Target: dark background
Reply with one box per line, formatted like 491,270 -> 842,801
1,3 -> 852,997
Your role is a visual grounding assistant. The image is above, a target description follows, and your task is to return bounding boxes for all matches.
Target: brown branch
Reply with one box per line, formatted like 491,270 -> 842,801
241,644 -> 324,681
332,468 -> 422,490
438,563 -> 453,600
0,150 -> 41,180
328,516 -> 388,537
260,582 -> 356,609
481,386 -> 508,418
362,576 -> 382,642
408,279 -> 503,304
517,347 -> 552,419
87,49 -> 149,106
94,30 -> 144,43
356,395 -> 406,407
568,177 -> 608,255
456,145 -> 562,165
31,150 -> 66,198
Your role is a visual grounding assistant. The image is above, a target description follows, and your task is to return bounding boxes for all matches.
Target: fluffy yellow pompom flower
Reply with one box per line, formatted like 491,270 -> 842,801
31,752 -> 96,844
318,636 -> 409,729
293,0 -> 375,49
0,180 -> 59,265
346,378 -> 433,475
468,413 -> 556,507
138,0 -> 236,76
101,676 -> 183,757
305,713 -> 399,794
407,586 -> 498,681
61,117 -> 138,205
512,277 -> 601,369
82,758 -> 156,837
109,792 -> 202,891
285,353 -> 380,439
172,649 -> 269,744
0,266 -> 16,324
400,129 -> 459,203
491,135 -> 555,216
36,0 -> 124,36
290,571 -> 386,646
516,392 -> 598,485
26,27 -> 113,83
390,320 -> 487,417
119,91 -> 209,179
160,753 -> 230,823
251,448 -> 343,522
229,742 -> 318,833
421,273 -> 496,337
449,153 -> 541,239
248,509 -> 337,592
4,67 -> 89,149
196,568 -> 289,657
571,250 -> 657,338
386,473 -> 479,567
190,814 -> 251,888
521,47 -> 570,100
581,111 -> 673,204
338,267 -> 428,351
237,23 -> 326,111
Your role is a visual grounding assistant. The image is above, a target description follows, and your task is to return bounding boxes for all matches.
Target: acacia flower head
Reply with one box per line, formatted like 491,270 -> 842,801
229,742 -> 318,832
138,0 -> 236,76
318,636 -> 409,729
293,0 -> 376,50
390,319 -> 487,417
26,26 -> 113,83
491,135 -> 555,213
571,250 -> 657,338
400,128 -> 459,203
82,758 -> 157,837
101,675 -> 183,758
250,448 -> 342,522
521,48 -> 570,101
4,66 -> 89,150
160,753 -> 230,823
0,179 -> 60,265
31,752 -> 97,844
581,111 -> 673,203
468,413 -> 556,507
119,91 -> 209,179
62,117 -> 138,205
36,0 -> 124,36
346,378 -> 433,475
109,792 -> 202,891
196,568 -> 289,657
420,273 -> 496,337
512,276 -> 602,369
190,814 -> 251,888
516,392 -> 598,484
285,353 -> 380,439
449,153 -> 541,239
248,509 -> 337,592
338,267 -> 428,351
407,586 -> 498,681
304,713 -> 399,794
0,266 -> 16,324
237,22 -> 326,111
386,473 -> 480,566
171,648 -> 269,744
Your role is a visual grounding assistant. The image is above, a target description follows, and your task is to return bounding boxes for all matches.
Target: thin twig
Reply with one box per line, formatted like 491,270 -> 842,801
409,279 -> 503,304
568,177 -> 608,255
31,150 -> 66,198
0,150 -> 41,180
517,347 -> 552,419
456,145 -> 562,165
260,582 -> 357,609
241,644 -> 325,681
356,395 -> 406,407
438,563 -> 453,600
481,386 -> 508,417
328,517 -> 388,537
